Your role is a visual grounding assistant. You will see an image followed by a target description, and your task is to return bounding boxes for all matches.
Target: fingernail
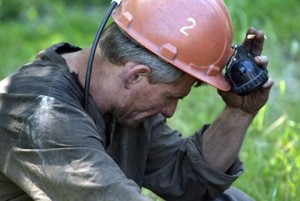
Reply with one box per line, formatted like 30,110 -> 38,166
247,34 -> 255,39
256,56 -> 263,62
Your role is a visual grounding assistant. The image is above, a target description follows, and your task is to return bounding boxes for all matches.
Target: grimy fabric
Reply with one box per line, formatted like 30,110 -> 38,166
0,43 -> 250,201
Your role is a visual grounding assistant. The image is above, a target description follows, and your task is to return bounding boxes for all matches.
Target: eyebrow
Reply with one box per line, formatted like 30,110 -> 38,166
178,96 -> 186,100
194,80 -> 206,87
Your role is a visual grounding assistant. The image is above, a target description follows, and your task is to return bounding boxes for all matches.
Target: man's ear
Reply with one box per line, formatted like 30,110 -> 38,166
124,62 -> 151,89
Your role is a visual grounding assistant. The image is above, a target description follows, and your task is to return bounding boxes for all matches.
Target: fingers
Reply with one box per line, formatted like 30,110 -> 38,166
262,78 -> 274,89
254,55 -> 269,68
241,27 -> 256,51
242,27 -> 266,56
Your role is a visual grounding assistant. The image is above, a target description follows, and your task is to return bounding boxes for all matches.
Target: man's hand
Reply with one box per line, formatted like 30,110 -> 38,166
219,27 -> 274,115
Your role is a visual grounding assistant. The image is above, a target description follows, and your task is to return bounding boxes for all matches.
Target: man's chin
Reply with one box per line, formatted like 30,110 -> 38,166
117,115 -> 155,127
118,119 -> 143,128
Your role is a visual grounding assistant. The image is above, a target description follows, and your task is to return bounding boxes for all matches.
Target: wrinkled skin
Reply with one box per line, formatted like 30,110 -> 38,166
201,27 -> 275,172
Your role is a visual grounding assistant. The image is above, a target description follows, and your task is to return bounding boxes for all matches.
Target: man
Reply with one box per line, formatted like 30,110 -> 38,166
0,0 -> 273,200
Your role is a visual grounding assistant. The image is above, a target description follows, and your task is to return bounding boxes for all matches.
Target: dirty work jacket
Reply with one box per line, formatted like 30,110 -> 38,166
0,43 -> 243,201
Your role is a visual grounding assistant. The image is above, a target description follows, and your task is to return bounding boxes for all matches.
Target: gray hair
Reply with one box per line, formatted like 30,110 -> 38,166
99,23 -> 183,84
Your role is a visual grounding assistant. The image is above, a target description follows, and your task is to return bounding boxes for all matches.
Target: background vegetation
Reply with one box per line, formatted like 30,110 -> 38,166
0,0 -> 299,200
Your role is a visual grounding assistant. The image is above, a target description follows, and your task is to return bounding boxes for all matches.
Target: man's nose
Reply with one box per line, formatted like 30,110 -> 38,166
161,99 -> 178,118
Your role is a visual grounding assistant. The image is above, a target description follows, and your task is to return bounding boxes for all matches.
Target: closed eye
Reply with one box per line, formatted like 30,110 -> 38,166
194,80 -> 207,87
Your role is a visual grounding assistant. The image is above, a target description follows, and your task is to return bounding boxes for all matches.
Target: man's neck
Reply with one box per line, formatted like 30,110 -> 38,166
62,48 -> 123,115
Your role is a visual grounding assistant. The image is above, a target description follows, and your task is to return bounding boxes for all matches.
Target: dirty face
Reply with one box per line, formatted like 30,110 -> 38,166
113,74 -> 197,127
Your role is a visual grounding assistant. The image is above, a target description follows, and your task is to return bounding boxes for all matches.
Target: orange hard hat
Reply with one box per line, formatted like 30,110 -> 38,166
112,0 -> 235,91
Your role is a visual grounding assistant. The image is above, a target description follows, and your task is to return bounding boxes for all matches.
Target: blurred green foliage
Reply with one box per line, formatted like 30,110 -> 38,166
0,0 -> 299,201
0,0 -> 109,76
226,0 -> 300,60
0,0 -> 109,21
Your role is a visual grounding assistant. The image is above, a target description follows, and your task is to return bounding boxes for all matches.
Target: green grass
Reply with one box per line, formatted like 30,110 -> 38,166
1,1 -> 299,200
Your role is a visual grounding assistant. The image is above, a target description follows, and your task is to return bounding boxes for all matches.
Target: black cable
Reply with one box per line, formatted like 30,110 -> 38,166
84,1 -> 120,110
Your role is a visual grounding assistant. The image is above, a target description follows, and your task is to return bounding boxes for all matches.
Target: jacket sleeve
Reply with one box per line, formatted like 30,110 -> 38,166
143,114 -> 244,201
3,95 -> 152,201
